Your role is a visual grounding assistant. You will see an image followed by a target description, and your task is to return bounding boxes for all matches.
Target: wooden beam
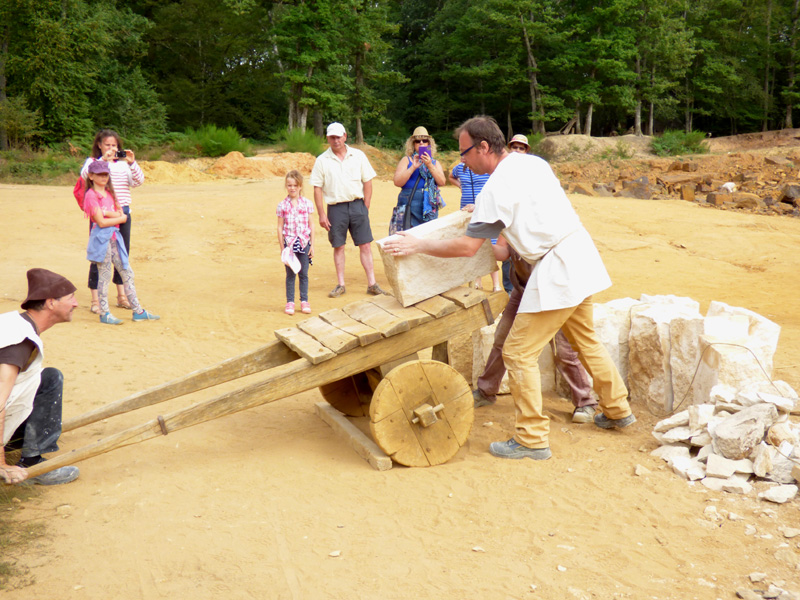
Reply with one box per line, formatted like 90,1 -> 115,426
314,402 -> 392,471
274,327 -> 336,364
62,340 -> 299,432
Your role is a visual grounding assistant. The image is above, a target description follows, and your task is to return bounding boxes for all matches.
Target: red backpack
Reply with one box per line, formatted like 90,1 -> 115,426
73,176 -> 86,210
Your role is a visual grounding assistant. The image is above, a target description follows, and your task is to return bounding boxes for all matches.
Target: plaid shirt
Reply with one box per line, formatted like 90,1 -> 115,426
276,196 -> 314,248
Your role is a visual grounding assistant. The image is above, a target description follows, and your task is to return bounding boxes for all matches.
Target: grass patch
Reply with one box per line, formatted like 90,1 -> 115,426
651,130 -> 709,156
178,125 -> 253,157
0,483 -> 43,590
0,149 -> 82,184
599,140 -> 635,161
275,127 -> 326,155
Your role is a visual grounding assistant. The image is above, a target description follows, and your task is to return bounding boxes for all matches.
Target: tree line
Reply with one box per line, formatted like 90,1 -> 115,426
1,0 -> 798,150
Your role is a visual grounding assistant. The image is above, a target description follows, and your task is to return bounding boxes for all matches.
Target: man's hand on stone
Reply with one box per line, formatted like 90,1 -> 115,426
384,231 -> 421,256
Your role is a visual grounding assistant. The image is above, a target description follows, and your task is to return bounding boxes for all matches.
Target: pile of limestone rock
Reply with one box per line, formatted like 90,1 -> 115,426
472,293 -> 800,501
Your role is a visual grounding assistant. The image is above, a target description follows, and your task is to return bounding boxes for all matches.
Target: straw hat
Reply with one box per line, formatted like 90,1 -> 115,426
509,134 -> 530,149
412,126 -> 430,139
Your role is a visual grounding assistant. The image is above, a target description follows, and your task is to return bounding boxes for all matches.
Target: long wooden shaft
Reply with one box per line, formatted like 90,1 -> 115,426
27,293 -> 507,479
62,340 -> 299,432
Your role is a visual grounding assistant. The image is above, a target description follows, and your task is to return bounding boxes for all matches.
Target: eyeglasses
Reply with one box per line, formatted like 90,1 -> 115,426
414,138 -> 430,144
459,144 -> 475,157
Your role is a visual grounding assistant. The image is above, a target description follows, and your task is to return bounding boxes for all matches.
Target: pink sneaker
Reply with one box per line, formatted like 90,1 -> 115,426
284,302 -> 295,315
301,301 -> 311,314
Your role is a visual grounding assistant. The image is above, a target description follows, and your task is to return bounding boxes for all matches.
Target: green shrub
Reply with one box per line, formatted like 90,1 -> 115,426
599,140 -> 635,160
276,127 -> 325,155
180,125 -> 252,157
0,149 -> 82,183
651,130 -> 709,156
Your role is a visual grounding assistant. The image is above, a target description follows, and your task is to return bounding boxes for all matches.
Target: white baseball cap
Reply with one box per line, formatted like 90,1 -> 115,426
326,122 -> 346,137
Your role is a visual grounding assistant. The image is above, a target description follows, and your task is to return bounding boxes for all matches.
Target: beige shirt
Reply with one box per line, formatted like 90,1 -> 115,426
471,152 -> 612,313
310,146 -> 376,205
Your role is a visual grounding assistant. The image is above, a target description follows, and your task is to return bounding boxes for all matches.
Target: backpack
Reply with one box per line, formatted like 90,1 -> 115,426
73,176 -> 86,210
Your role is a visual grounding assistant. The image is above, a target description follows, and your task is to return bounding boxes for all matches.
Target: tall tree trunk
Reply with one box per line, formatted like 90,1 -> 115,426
585,103 -> 593,136
648,101 -> 654,136
0,28 -> 9,151
521,14 -> 545,135
574,103 -> 582,134
634,55 -> 642,136
314,110 -> 323,137
507,99 -> 513,141
785,0 -> 799,128
354,49 -> 364,144
763,0 -> 773,131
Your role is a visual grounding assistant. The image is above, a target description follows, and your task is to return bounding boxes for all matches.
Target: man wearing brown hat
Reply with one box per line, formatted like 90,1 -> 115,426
1,268 -> 80,485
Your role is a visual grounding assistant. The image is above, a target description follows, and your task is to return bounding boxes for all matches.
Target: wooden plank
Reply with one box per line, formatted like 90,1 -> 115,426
343,301 -> 410,338
314,402 -> 392,471
318,308 -> 382,346
27,292 -> 508,479
62,340 -> 299,432
274,328 -> 336,364
296,316 -> 359,354
440,286 -> 490,308
414,295 -> 458,319
367,295 -> 433,328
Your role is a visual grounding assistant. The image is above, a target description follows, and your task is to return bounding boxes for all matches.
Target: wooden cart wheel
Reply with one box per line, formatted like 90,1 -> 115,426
319,372 -> 374,417
369,360 -> 473,467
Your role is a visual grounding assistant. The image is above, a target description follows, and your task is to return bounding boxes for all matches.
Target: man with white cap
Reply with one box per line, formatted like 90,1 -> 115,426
1,268 -> 80,485
310,122 -> 386,298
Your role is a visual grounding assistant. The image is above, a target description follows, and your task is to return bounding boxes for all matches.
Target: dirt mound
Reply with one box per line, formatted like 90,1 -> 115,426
205,151 -> 317,179
354,143 -> 401,178
539,133 -> 655,161
139,160 -> 218,184
707,128 -> 800,154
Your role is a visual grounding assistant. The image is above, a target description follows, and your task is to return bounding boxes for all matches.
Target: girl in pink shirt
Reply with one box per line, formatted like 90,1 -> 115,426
83,160 -> 158,325
276,170 -> 315,315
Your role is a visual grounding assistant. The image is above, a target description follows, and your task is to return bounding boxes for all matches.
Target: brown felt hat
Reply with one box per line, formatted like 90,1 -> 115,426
21,268 -> 77,310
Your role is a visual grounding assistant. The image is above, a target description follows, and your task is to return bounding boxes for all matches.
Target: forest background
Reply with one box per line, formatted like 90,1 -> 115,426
1,0 -> 799,156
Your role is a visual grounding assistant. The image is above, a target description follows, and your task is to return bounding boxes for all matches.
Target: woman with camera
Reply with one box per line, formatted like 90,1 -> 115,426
390,126 -> 446,233
80,129 -> 145,314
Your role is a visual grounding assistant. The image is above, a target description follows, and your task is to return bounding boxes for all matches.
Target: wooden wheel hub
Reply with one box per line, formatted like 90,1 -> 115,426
369,360 -> 473,467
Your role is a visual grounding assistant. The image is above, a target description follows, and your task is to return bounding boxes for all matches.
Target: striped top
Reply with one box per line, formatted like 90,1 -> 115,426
451,163 -> 490,209
81,158 -> 144,208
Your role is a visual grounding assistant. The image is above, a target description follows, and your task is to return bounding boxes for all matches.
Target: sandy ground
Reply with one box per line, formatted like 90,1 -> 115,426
2,174 -> 800,599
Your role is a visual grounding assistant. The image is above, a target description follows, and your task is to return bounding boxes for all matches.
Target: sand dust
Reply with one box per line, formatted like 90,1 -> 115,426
1,169 -> 800,598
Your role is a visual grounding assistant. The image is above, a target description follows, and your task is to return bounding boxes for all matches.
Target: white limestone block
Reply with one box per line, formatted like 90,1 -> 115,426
690,430 -> 713,447
721,473 -> 753,494
758,485 -> 798,504
669,312 -> 704,406
706,454 -> 739,478
670,456 -> 705,480
650,444 -> 691,462
767,422 -> 799,447
696,444 -> 714,462
654,410 -> 690,433
705,301 -> 781,376
662,426 -> 693,443
693,335 -> 768,405
709,384 -> 737,404
628,303 -> 702,413
689,404 -> 715,432
593,297 -> 640,386
376,210 -> 498,306
752,442 -> 773,477
711,403 -> 779,460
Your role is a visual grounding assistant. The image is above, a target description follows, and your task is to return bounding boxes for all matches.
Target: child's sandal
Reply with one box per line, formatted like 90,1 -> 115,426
116,295 -> 133,310
90,301 -> 100,314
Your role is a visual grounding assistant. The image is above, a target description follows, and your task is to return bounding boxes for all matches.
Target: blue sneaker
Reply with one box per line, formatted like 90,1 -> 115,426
100,312 -> 123,325
30,465 -> 80,486
593,412 -> 636,429
133,309 -> 160,322
489,439 -> 551,460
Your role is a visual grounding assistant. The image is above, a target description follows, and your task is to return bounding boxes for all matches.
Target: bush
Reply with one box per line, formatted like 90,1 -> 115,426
0,149 -> 82,183
599,140 -> 635,160
651,130 -> 709,156
180,125 -> 252,157
276,127 -> 325,155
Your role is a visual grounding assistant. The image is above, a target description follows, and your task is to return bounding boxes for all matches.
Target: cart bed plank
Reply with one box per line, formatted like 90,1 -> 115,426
414,295 -> 458,318
297,316 -> 360,354
368,295 -> 433,328
274,328 -> 336,364
440,286 -> 489,308
318,308 -> 382,346
343,301 -> 409,338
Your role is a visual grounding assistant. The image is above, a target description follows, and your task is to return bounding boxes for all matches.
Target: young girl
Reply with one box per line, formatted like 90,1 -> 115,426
276,170 -> 315,315
83,160 -> 159,324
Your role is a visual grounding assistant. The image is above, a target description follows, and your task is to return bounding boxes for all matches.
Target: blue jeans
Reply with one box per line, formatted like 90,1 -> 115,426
4,367 -> 64,458
285,242 -> 311,303
89,205 -> 131,287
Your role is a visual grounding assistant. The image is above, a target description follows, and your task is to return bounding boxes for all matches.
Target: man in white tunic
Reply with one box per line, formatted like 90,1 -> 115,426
1,269 -> 80,484
384,116 -> 635,460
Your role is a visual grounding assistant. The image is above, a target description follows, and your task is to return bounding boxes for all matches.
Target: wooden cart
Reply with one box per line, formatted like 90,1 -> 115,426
25,288 -> 507,478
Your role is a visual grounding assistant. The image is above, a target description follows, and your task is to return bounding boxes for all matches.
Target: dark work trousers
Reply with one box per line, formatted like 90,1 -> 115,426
501,258 -> 513,295
88,205 -> 131,288
4,367 -> 64,459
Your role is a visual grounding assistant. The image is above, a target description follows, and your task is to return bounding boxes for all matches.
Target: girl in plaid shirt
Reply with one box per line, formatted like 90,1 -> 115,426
276,170 -> 315,315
